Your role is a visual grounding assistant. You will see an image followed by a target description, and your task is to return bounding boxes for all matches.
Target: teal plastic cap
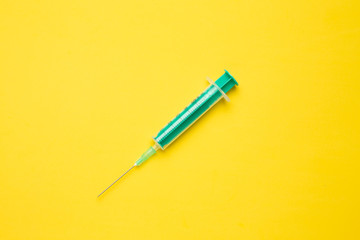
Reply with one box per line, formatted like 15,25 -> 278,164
215,70 -> 238,93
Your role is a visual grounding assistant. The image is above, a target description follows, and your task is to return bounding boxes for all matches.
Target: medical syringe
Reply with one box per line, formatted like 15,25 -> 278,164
98,70 -> 238,197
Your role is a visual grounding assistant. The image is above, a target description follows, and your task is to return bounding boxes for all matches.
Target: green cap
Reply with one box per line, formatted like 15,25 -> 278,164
214,70 -> 238,93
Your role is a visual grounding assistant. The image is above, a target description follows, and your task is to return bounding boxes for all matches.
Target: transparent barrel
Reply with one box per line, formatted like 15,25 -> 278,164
153,83 -> 224,149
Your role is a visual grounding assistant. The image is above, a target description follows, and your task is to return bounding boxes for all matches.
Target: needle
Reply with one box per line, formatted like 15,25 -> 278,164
97,165 -> 135,198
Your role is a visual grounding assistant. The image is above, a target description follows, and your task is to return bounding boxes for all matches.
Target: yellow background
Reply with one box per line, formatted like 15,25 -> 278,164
1,0 -> 359,239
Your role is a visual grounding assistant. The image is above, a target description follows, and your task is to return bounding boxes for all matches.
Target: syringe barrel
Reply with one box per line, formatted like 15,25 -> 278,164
153,70 -> 238,149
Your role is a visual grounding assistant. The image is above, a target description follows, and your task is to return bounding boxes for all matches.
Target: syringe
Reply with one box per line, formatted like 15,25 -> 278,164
98,70 -> 238,197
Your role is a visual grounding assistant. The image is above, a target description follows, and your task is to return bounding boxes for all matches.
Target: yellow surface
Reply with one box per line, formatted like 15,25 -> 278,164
1,0 -> 359,239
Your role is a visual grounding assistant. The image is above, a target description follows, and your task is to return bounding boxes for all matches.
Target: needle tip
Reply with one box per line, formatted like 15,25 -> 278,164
97,165 -> 135,198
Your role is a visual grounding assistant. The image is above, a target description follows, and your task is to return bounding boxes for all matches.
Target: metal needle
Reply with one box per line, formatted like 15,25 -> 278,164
97,165 -> 135,198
